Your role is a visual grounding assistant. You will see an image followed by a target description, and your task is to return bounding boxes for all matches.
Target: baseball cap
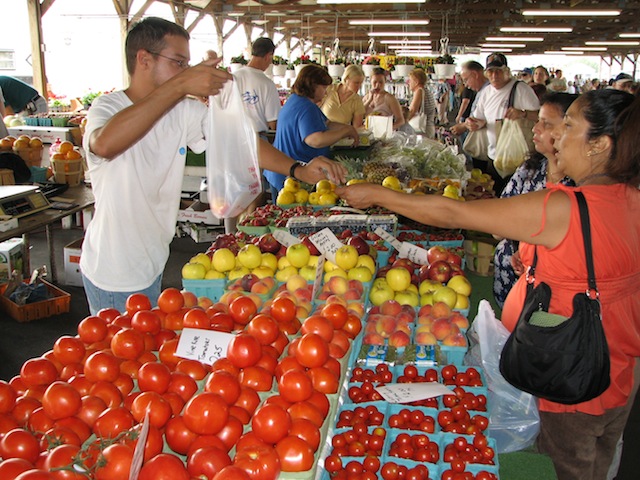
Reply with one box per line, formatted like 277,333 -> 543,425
486,53 -> 508,70
522,67 -> 533,76
615,73 -> 633,83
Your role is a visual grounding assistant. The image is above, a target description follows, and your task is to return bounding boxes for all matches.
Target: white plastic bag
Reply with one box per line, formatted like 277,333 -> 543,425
206,81 -> 261,218
464,300 -> 540,453
493,118 -> 529,178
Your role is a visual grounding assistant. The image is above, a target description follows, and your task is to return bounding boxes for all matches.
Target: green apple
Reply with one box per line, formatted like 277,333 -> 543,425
237,244 -> 262,269
420,292 -> 434,306
227,265 -> 251,281
369,282 -> 395,306
355,254 -> 376,275
275,265 -> 299,283
419,279 -> 442,296
385,267 -> 412,292
394,289 -> 420,307
334,245 -> 359,271
324,268 -> 348,282
190,253 -> 211,271
299,265 -> 317,282
347,266 -> 373,283
432,286 -> 458,309
212,248 -> 236,272
286,243 -> 311,268
182,262 -> 206,280
261,252 -> 278,272
447,275 -> 472,296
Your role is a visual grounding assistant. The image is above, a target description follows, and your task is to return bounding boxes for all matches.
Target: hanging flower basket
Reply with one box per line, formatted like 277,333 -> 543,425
229,63 -> 244,73
395,65 -> 415,78
362,64 -> 377,77
434,64 -> 456,79
294,64 -> 307,75
328,64 -> 345,78
272,64 -> 287,77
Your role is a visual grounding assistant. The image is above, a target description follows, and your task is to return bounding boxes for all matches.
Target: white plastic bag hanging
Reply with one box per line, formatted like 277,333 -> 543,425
206,80 -> 261,218
464,300 -> 540,453
493,118 -> 529,178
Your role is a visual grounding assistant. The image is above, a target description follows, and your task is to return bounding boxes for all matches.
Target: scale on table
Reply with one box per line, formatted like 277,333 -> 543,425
0,186 -> 51,218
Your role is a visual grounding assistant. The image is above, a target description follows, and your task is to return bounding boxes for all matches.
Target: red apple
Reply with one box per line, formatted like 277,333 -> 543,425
301,236 -> 320,256
347,236 -> 370,256
449,264 -> 465,278
257,233 -> 281,254
241,274 -> 260,292
392,258 -> 415,275
376,265 -> 392,279
446,251 -> 463,267
426,261 -> 452,283
418,264 -> 431,283
427,246 -> 449,264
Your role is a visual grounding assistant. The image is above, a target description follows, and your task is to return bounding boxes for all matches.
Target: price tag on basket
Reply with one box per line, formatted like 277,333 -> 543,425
175,328 -> 235,365
375,382 -> 454,404
374,227 -> 402,251
273,229 -> 300,248
399,242 -> 429,265
312,255 -> 326,300
309,228 -> 343,264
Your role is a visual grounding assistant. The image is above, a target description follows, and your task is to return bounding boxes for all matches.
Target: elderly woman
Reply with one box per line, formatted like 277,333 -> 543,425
406,68 -> 436,138
362,67 -> 405,131
264,64 -> 358,193
337,89 -> 640,480
321,65 -> 366,128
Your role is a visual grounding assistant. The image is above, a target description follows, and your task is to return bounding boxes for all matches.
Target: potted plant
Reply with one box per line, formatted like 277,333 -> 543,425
395,57 -> 415,78
229,54 -> 248,73
293,55 -> 314,75
434,53 -> 456,79
272,56 -> 288,76
327,57 -> 346,78
81,91 -> 101,110
361,56 -> 380,77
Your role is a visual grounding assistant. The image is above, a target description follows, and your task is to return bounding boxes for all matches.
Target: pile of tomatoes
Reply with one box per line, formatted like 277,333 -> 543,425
0,285 -> 361,480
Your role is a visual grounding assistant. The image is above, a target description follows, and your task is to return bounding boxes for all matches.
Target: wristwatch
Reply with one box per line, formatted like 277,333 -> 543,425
289,161 -> 303,180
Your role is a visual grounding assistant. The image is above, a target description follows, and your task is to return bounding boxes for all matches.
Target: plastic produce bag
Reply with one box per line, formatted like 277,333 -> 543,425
493,118 -> 529,178
206,81 -> 261,218
464,300 -> 540,453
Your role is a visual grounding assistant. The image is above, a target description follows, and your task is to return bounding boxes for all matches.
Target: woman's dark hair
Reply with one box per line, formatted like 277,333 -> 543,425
125,17 -> 189,75
372,67 -> 387,77
524,93 -> 579,170
582,90 -> 640,185
534,66 -> 550,85
292,65 -> 332,98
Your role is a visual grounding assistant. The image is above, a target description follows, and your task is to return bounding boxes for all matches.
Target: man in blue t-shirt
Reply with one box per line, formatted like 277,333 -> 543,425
0,76 -> 48,115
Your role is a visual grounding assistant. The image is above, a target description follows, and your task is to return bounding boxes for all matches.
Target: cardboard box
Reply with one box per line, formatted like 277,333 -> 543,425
0,238 -> 24,284
180,223 -> 220,243
64,238 -> 83,287
177,200 -> 222,226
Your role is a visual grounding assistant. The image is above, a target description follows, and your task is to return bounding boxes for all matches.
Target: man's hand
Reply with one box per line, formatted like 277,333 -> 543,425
297,157 -> 348,186
465,117 -> 485,132
335,183 -> 383,209
450,123 -> 468,136
511,251 -> 525,276
505,107 -> 527,121
175,57 -> 233,99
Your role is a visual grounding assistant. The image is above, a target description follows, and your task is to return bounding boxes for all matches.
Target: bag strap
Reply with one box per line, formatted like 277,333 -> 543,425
507,80 -> 520,109
528,191 -> 598,296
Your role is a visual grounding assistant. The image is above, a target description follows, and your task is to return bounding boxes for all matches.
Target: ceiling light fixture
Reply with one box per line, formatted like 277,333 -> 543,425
501,27 -> 572,33
585,41 -> 639,46
368,32 -> 431,37
349,19 -> 430,25
380,40 -> 432,45
619,33 -> 640,38
318,0 -> 425,4
545,51 -> 583,55
522,9 -> 620,17
480,43 -> 526,48
395,51 -> 433,56
562,46 -> 607,51
485,36 -> 544,42
479,48 -> 512,53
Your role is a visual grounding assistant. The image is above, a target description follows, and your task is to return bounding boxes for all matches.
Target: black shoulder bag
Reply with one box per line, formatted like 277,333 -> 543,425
499,191 -> 611,404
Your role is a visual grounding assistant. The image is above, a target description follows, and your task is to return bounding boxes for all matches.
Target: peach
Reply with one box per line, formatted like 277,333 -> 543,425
316,291 -> 330,300
431,318 -> 453,341
286,274 -> 309,293
397,311 -> 415,324
416,314 -> 435,328
442,332 -> 467,347
418,304 -> 433,317
344,288 -> 362,301
395,323 -> 411,336
326,276 -> 349,295
181,290 -> 198,308
380,300 -> 403,316
246,293 -> 263,309
250,280 -> 272,294
197,296 -> 214,310
431,301 -> 452,319
364,322 -> 378,335
415,331 -> 438,346
389,331 -> 411,348
368,306 -> 381,315
450,312 -> 470,330
348,279 -> 365,295
348,303 -> 365,319
363,332 -> 385,345
296,305 -> 310,320
293,287 -> 313,303
375,316 -> 397,337
219,291 -> 242,305
325,295 -> 348,307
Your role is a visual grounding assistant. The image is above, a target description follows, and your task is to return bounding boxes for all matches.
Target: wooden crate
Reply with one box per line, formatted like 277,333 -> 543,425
13,146 -> 44,167
0,280 -> 71,322
464,239 -> 496,277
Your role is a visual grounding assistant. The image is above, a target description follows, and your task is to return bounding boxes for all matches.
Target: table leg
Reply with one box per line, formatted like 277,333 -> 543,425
22,232 -> 31,277
45,224 -> 57,283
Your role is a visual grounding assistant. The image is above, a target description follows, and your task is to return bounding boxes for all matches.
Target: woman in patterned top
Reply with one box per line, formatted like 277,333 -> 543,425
493,93 -> 578,307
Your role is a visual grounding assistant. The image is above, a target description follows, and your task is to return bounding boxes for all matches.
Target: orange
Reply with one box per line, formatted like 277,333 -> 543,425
65,149 -> 82,160
59,141 -> 74,155
17,135 -> 31,143
0,138 -> 12,150
29,137 -> 43,148
52,152 -> 66,160
13,139 -> 29,150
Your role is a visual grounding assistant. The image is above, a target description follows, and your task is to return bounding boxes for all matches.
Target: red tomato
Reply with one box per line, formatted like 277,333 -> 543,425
306,391 -> 330,417
166,372 -> 198,403
301,315 -> 334,342
41,382 -> 81,420
255,352 -> 278,375
158,338 -> 181,368
92,407 -> 135,439
137,362 -> 172,394
330,330 -> 351,355
26,407 -> 54,434
246,314 -> 280,345
234,444 -> 281,480
251,404 -> 291,444
320,303 -> 348,329
89,381 -> 122,409
307,366 -> 339,394
0,429 -> 40,463
288,418 -> 321,451
183,392 -> 229,435
214,465 -> 252,480
275,436 -> 314,472
14,471 -> 55,480
52,337 -> 85,366
270,331 -> 289,356
109,328 -> 145,360
83,351 -> 120,383
233,386 -> 261,416
175,359 -> 208,381
96,308 -> 120,324
130,310 -> 162,335
42,444 -> 84,480
187,447 -> 231,479
40,425 -> 81,450
121,424 -> 163,464
0,458 -> 34,480
269,297 -> 296,324
342,314 -> 363,339
0,413 -> 20,435
227,333 -> 262,369
287,401 -> 324,428
76,395 -> 107,428
158,288 -> 185,314
187,435 -> 227,458
239,366 -> 273,391
295,333 -> 329,368
94,443 -> 133,480
323,356 -> 342,379
275,356 -> 305,379
215,415 -> 243,451
182,308 -> 210,329
277,370 -> 313,403
211,357 -> 240,377
162,309 -> 186,331
20,358 -> 58,388
229,296 -> 258,325
130,391 -> 172,428
229,405 -> 251,425
164,416 -> 198,455
125,293 -> 152,315
53,417 -> 91,444
210,312 -> 235,332
77,316 -> 108,344
205,370 -> 241,405
0,380 -> 17,414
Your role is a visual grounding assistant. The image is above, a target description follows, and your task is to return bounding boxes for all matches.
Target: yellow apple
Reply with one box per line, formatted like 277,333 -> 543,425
316,179 -> 334,193
283,177 -> 300,193
237,244 -> 262,269
277,255 -> 292,270
324,269 -> 348,282
286,243 -> 311,268
324,259 -> 339,273
286,274 -> 308,293
275,265 -> 299,283
394,289 -> 420,307
432,286 -> 458,309
190,252 -> 211,271
347,266 -> 373,283
227,265 -> 251,281
355,255 -> 376,274
455,293 -> 470,310
261,252 -> 278,271
251,266 -> 275,279
335,245 -> 359,271
369,282 -> 395,306
385,267 -> 412,292
447,275 -> 472,296
182,262 -> 206,280
419,279 -> 442,296
276,190 -> 295,205
307,255 -> 319,268
204,269 -> 226,279
420,292 -> 434,306
299,265 -> 317,282
294,189 -> 309,204
211,248 -> 236,272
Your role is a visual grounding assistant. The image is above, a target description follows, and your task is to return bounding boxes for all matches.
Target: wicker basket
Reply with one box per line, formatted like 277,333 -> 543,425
51,157 -> 84,186
464,239 -> 496,277
13,146 -> 44,167
0,280 -> 71,322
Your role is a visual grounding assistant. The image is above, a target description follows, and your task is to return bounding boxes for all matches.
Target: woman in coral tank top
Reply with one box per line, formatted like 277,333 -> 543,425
336,89 -> 640,480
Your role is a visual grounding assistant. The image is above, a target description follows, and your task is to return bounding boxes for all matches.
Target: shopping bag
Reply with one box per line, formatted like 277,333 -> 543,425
464,300 -> 540,453
462,128 -> 490,161
493,119 -> 529,178
408,113 -> 428,134
367,115 -> 393,140
206,81 -> 261,218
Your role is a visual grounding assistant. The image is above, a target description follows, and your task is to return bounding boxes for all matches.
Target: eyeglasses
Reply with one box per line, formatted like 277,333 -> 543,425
148,51 -> 190,69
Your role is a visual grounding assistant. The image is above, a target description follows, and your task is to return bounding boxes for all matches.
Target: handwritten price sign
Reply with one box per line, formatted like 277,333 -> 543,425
309,228 -> 343,264
374,227 -> 403,251
374,382 -> 454,404
176,328 -> 235,366
399,242 -> 429,265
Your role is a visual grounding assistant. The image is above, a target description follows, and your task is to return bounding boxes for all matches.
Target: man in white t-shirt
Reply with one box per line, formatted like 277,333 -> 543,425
233,38 -> 281,133
81,17 -> 346,315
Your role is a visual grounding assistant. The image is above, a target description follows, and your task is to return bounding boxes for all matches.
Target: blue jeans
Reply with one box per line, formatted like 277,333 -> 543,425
82,274 -> 162,315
